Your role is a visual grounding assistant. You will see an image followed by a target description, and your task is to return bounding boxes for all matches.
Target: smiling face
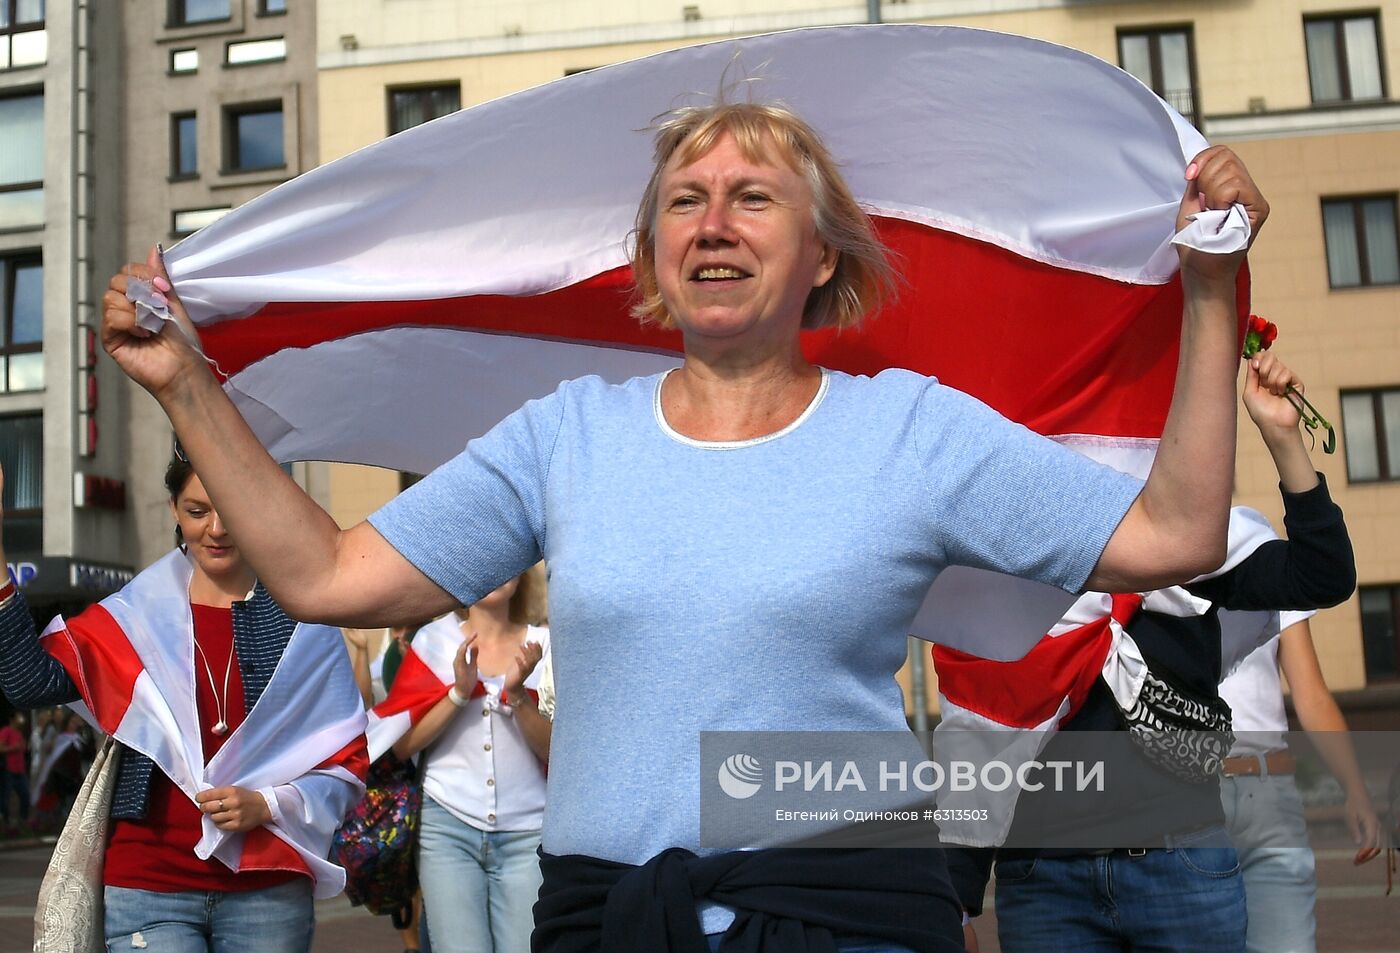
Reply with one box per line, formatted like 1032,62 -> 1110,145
170,474 -> 247,584
652,132 -> 837,350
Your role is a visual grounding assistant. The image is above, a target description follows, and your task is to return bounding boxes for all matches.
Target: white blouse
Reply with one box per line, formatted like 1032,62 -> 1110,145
421,625 -> 550,832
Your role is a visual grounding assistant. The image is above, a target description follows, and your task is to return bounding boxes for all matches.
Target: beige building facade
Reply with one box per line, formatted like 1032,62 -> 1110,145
120,0 -> 324,571
311,1 -> 1400,712
1,0 -> 130,620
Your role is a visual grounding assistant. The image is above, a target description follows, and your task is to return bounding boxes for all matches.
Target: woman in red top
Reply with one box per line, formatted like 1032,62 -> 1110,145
0,710 -> 29,831
0,454 -> 367,952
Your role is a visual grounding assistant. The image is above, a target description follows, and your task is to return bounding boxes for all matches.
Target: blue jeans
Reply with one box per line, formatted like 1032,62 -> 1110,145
418,797 -> 542,953
994,827 -> 1247,953
103,881 -> 313,953
1221,774 -> 1316,953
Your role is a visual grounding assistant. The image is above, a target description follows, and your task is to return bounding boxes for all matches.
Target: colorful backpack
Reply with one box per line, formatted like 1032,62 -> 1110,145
332,751 -> 421,916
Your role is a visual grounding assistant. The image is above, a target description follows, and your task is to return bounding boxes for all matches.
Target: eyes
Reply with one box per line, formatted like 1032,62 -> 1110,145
183,507 -> 209,519
665,191 -> 774,212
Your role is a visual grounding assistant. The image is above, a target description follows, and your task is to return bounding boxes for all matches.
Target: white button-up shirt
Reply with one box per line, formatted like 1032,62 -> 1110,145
421,626 -> 550,832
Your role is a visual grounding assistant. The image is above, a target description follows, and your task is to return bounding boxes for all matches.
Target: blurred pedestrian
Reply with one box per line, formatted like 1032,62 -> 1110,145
0,710 -> 29,830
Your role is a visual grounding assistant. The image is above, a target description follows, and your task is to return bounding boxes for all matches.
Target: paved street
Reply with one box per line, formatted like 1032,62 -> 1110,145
0,838 -> 1393,952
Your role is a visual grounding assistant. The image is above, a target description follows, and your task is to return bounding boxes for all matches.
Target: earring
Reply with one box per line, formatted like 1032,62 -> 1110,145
174,525 -> 187,553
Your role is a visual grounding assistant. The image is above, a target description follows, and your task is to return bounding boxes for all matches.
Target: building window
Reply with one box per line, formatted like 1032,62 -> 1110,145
172,206 -> 231,236
1322,195 -> 1400,288
1,0 -> 47,70
388,84 -> 460,135
1118,25 -> 1198,126
1360,585 -> 1400,682
171,48 -> 198,73
226,37 -> 285,65
171,112 -> 197,179
1305,13 -> 1385,103
1341,387 -> 1400,483
1,253 -> 40,392
170,0 -> 229,27
224,102 -> 283,172
259,0 -> 286,14
0,91 -> 42,229
0,414 -> 41,552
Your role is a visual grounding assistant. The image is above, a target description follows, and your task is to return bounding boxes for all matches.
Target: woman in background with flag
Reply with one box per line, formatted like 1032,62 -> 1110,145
368,567 -> 550,953
101,99 -> 1268,952
0,453 -> 368,953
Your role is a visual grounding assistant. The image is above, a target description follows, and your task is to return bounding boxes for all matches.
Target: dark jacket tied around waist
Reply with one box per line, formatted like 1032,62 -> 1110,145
532,847 -> 966,953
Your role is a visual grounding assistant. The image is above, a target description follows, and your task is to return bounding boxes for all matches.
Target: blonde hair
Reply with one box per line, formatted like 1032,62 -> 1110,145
509,562 -> 549,626
630,101 -> 895,331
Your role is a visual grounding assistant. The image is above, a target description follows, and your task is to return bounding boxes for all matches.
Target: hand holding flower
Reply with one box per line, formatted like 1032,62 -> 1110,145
1242,316 -> 1335,454
1243,351 -> 1304,435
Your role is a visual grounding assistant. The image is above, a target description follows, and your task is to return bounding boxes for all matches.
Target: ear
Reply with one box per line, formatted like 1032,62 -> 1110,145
812,241 -> 839,289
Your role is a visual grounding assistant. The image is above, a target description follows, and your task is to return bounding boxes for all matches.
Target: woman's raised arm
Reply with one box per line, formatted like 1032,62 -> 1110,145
101,249 -> 457,627
1086,146 -> 1270,593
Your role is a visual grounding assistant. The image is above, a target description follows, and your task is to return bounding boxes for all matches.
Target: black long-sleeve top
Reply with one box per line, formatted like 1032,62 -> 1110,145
946,474 -> 1355,915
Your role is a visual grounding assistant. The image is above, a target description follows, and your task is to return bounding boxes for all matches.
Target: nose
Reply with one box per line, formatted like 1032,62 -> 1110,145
208,509 -> 229,540
697,200 -> 737,246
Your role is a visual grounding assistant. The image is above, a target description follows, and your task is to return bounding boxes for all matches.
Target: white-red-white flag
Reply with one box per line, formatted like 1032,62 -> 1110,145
367,615 -> 546,761
160,24 -> 1250,655
42,551 -> 369,897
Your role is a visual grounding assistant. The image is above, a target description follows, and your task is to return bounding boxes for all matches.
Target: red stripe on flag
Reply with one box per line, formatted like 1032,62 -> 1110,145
934,621 -> 1115,729
239,827 -> 314,879
933,593 -> 1145,728
42,606 -> 144,735
200,219 -> 1249,439
317,734 -> 371,782
372,648 -> 449,720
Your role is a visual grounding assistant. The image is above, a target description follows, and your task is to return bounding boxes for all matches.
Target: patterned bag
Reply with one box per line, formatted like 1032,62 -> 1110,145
1116,666 -> 1235,785
331,752 -> 422,916
34,736 -> 119,953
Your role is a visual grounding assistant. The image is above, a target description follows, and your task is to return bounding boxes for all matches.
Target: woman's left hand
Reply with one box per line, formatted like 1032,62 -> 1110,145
504,641 -> 545,699
196,785 -> 272,832
1175,145 -> 1269,283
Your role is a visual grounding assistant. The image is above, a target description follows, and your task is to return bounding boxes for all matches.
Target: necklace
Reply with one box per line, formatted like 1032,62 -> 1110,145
193,636 -> 234,736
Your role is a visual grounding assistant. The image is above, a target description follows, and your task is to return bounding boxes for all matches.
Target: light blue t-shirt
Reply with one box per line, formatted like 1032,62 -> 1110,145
370,368 -> 1142,866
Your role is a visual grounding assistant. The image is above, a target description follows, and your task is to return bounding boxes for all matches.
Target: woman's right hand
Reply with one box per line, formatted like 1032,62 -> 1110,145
453,633 -> 480,695
101,246 -> 206,401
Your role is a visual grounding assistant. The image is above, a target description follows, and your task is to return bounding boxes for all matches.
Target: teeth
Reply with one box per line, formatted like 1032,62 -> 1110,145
697,267 -> 745,280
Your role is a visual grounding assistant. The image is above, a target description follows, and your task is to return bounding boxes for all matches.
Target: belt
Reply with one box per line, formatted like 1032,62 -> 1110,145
1042,823 -> 1224,859
1222,751 -> 1295,777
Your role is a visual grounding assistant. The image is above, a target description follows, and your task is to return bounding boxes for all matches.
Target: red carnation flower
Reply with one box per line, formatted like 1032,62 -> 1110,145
1241,315 -> 1335,454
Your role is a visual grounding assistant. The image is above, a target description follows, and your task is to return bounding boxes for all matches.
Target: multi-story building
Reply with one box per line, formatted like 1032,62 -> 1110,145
121,0 -> 323,570
0,2 -> 321,708
306,1 -> 1393,719
1,0 -> 130,623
